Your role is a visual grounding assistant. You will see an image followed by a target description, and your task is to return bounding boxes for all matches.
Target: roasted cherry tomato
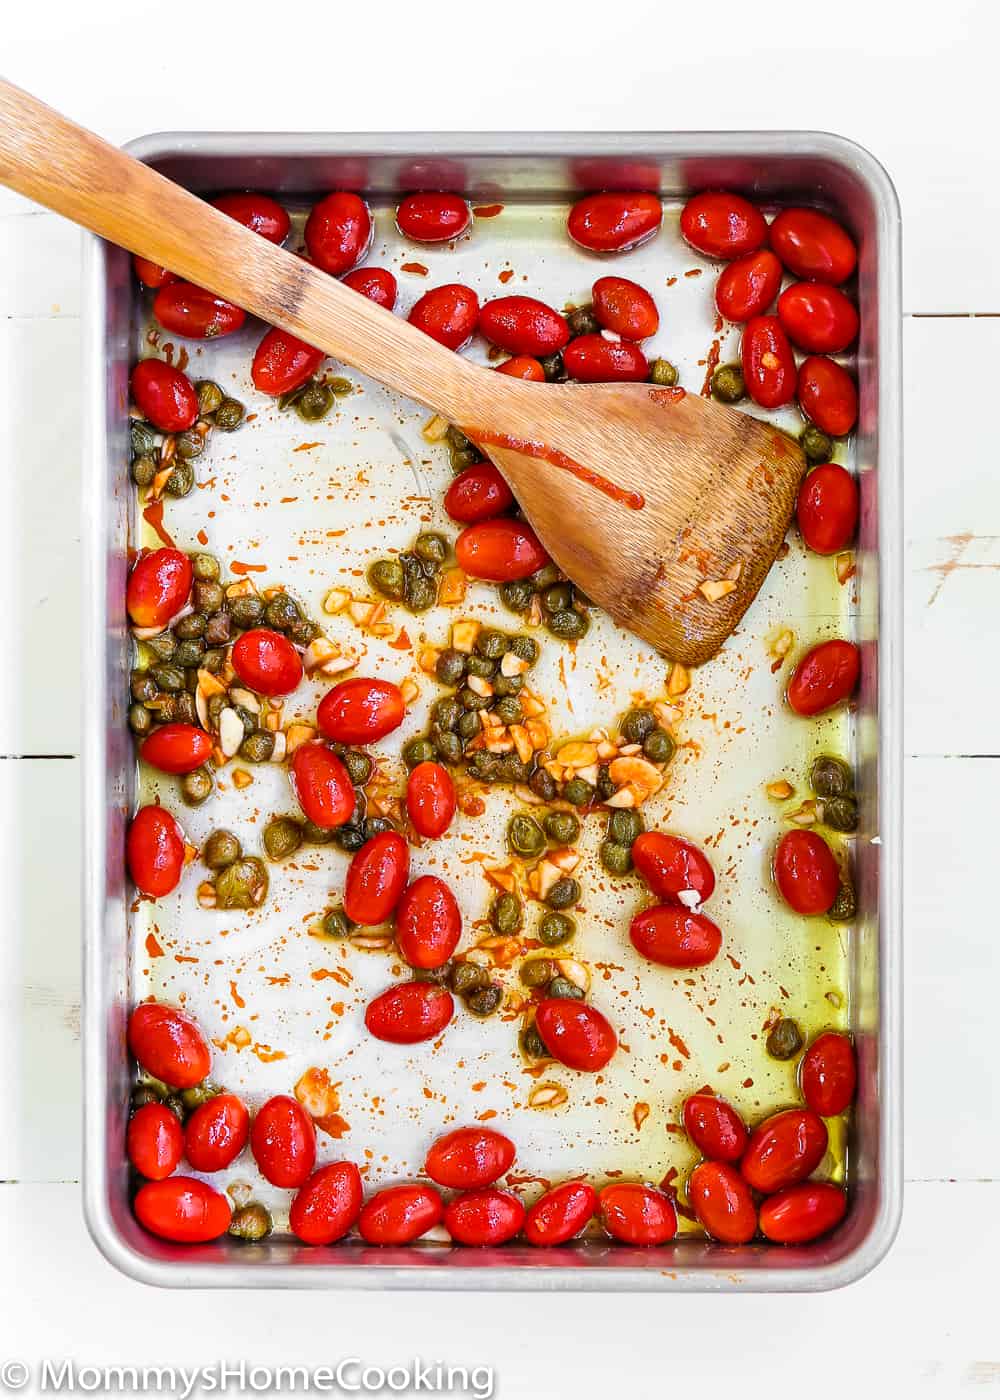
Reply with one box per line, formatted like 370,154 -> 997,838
127,1002 -> 210,1090
534,998 -> 617,1072
796,463 -> 859,555
455,518 -> 549,581
251,328 -> 325,396
305,192 -> 372,275
139,723 -> 212,775
126,806 -> 187,900
184,1093 -> 250,1173
680,191 -> 767,260
769,207 -> 857,285
289,742 -> 356,829
424,1127 -> 516,1189
787,638 -> 860,717
741,315 -> 797,409
682,1092 -> 748,1163
250,1095 -> 316,1188
444,1188 -> 525,1245
797,356 -> 858,436
495,356 -> 545,381
688,1161 -> 757,1244
630,905 -> 722,969
524,1181 -> 597,1246
563,334 -> 649,382
800,1032 -> 857,1116
406,762 -> 456,839
358,1183 -> 444,1244
231,627 -> 303,696
715,249 -> 783,322
443,462 -> 515,523
408,284 -> 480,350
778,282 -> 858,354
591,276 -> 659,340
317,677 -> 405,744
396,193 -> 471,243
479,296 -> 569,356
126,1102 -> 184,1180
342,266 -> 398,309
289,1161 -> 363,1245
741,1108 -> 828,1193
364,982 -> 455,1044
152,282 -> 246,340
599,1183 -> 677,1245
395,875 -> 461,970
130,359 -> 199,433
567,192 -> 662,253
343,830 -> 410,926
210,191 -> 290,244
631,832 -> 715,906
133,256 -> 177,289
126,547 -> 192,628
134,1177 -> 231,1243
773,829 -> 840,916
758,1182 -> 847,1243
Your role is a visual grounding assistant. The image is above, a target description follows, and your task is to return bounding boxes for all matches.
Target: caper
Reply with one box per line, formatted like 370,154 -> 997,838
447,425 -> 473,454
528,564 -> 561,592
301,820 -> 335,845
432,697 -> 463,732
214,857 -> 268,910
150,662 -> 185,692
163,1094 -> 186,1121
450,961 -> 489,997
127,703 -> 152,736
203,829 -> 241,870
476,629 -> 508,660
404,571 -> 437,612
363,816 -> 395,841
608,809 -> 644,846
465,654 -> 496,680
540,351 -> 567,382
766,1018 -> 804,1060
567,304 -> 600,336
201,617 -> 229,654
228,594 -> 265,629
620,708 -> 655,744
175,429 -> 205,461
521,1025 -> 548,1059
711,363 -> 745,404
290,618 -> 319,648
179,1079 -> 221,1111
529,767 -> 557,802
234,705 -> 258,737
322,907 -> 354,938
342,750 -> 373,786
177,692 -> 199,725
456,711 -> 480,741
828,880 -> 857,923
507,814 -> 546,859
263,816 -> 303,861
450,445 -> 478,473
131,454 -> 156,487
520,958 -> 557,988
547,975 -> 584,1000
643,728 -> 674,764
207,695 -> 227,726
823,796 -> 859,833
172,612 -> 205,642
191,552 -> 220,582
499,754 -> 529,784
493,695 -> 523,726
467,983 -> 502,1016
368,557 -> 406,601
334,822 -> 366,854
403,736 -> 438,768
649,358 -> 679,387
435,649 -> 467,686
172,638 -> 205,668
509,635 -> 539,664
263,593 -> 301,631
546,877 -> 580,910
467,751 -> 502,782
189,580 -> 223,616
562,777 -> 593,807
131,1083 -> 162,1109
165,460 -> 195,496
229,1203 -> 272,1242
413,962 -> 453,984
538,911 -> 575,947
458,686 -> 490,712
294,382 -> 334,421
810,755 -> 854,799
214,397 -> 245,432
414,532 -> 448,568
490,892 -> 523,935
199,646 -> 223,676
148,694 -> 178,722
492,672 -> 523,698
433,729 -> 464,765
544,810 -> 580,846
500,580 -> 533,613
195,380 -> 224,416
131,421 -> 157,458
240,731 -> 275,763
595,764 -> 615,801
181,767 -> 213,806
144,633 -> 176,661
599,839 -> 631,875
130,670 -> 156,703
543,583 -> 573,614
546,608 -> 589,641
800,425 -> 833,464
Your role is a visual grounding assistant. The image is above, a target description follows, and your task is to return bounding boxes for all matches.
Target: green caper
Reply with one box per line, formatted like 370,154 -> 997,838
403,572 -> 437,612
165,460 -> 195,496
172,638 -> 205,668
229,1203 -> 272,1242
800,425 -> 833,464
131,454 -> 157,487
509,635 -> 539,664
175,430 -> 205,461
649,358 -> 679,387
562,777 -> 593,807
368,558 -> 406,602
529,767 -> 557,802
600,840 -> 632,875
500,580 -> 533,613
301,820 -> 335,845
608,809 -> 643,846
228,594 -> 265,629
467,983 -> 503,1016
467,751 -> 502,782
322,907 -> 354,938
214,397 -> 245,432
294,382 -> 334,421
413,962 -> 453,984
465,654 -> 496,680
507,814 -> 546,858
766,1018 -> 804,1060
163,1094 -> 186,1121
181,767 -> 213,807
544,810 -> 580,846
540,351 -> 567,382
131,421 -> 157,458
456,711 -> 480,741
195,380 -> 223,416
810,755 -> 854,799
290,618 -> 319,648
828,880 -> 857,923
595,765 -> 615,801
263,816 -> 303,861
131,1083 -> 163,1109
499,754 -> 529,784
342,750 -> 373,786
263,593 -> 301,631
546,877 -> 580,910
711,363 -> 745,404
435,649 -> 467,686
130,670 -> 156,703
201,635 -> 226,669
190,582 -> 224,619
492,672 -> 523,698
414,532 -> 448,568
214,857 -> 268,910
546,608 -> 589,641
233,707 -> 258,739
175,691 -> 198,724
203,830 -> 241,870
207,694 -> 227,726
538,911 -> 575,947
520,958 -> 557,988
147,694 -> 178,722
127,703 -> 152,736
521,1025 -> 548,1059
567,304 -> 600,336
191,552 -> 220,582
179,1079 -> 221,1111
643,728 -> 674,764
528,564 -> 561,592
403,736 -> 438,768
173,612 -> 206,641
542,583 -> 573,614
335,824 -> 365,853
458,686 -> 490,712
363,816 -> 395,841
450,445 -> 478,473
239,731 -> 275,763
150,663 -> 185,692
476,629 -> 508,660
144,633 -> 177,661
490,892 -> 523,935
450,961 -> 489,997
547,975 -> 584,1000
493,695 -> 523,726
433,730 -> 464,764
620,708 -> 655,744
446,425 -> 472,454
823,796 -> 859,833
432,696 -> 463,732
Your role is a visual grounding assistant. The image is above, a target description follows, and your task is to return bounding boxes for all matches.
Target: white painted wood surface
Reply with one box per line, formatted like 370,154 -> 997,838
1,1 -> 998,1393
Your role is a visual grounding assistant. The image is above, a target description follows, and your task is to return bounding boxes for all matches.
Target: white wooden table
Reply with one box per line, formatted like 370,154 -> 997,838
1,2 -> 998,1394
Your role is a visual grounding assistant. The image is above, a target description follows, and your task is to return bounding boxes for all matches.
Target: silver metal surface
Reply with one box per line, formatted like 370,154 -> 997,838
82,132 -> 902,1290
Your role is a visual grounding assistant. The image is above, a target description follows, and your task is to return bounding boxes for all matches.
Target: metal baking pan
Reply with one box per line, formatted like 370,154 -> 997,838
82,132 -> 902,1290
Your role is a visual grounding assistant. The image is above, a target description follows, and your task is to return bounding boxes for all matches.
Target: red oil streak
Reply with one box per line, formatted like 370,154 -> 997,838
649,386 -> 687,405
470,430 -> 645,510
142,500 -> 175,548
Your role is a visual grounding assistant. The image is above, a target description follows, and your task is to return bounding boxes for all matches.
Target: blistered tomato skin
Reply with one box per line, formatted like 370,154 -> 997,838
688,1161 -> 757,1244
289,743 -> 355,829
395,875 -> 461,969
741,1108 -> 828,1193
343,831 -> 411,926
800,1032 -> 857,1116
126,548 -> 192,628
797,356 -> 859,437
563,334 -> 649,382
630,906 -> 722,969
796,464 -> 859,555
715,249 -> 783,322
184,1093 -> 250,1173
682,1093 -> 748,1163
126,806 -> 187,900
133,256 -> 177,289
443,463 -> 515,523
316,677 -> 405,745
250,1095 -> 316,1189
787,639 -> 860,716
342,266 -> 398,310
231,628 -> 303,696
210,191 -> 291,244
130,359 -> 199,433
524,1181 -> 598,1246
758,1183 -> 847,1243
289,1161 -> 363,1245
127,1002 -> 210,1090
139,723 -> 213,775
444,1189 -> 525,1245
680,192 -> 767,260
591,276 -> 659,340
599,1183 -> 677,1245
358,1184 -> 444,1244
305,192 -> 372,275
631,832 -> 715,905
406,762 -> 457,839
774,829 -> 840,916
479,296 -> 570,356
396,193 -> 471,243
455,519 -> 550,582
534,999 -> 617,1072
251,329 -> 325,396
741,315 -> 797,408
134,1177 -> 231,1243
364,982 -> 455,1044
567,193 -> 662,253
769,207 -> 857,285
495,356 -> 545,381
408,284 -> 480,350
126,1103 -> 184,1180
778,282 -> 859,354
152,283 -> 246,340
424,1127 -> 516,1189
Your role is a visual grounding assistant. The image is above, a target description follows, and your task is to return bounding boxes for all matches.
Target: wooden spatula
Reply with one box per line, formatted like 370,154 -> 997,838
0,79 -> 805,665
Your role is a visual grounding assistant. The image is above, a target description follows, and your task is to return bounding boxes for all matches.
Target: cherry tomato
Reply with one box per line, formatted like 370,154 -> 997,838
688,1161 -> 757,1244
563,334 -> 649,382
680,191 -> 767,260
231,628 -> 303,696
444,1189 -> 525,1245
406,762 -> 456,839
210,191 -> 290,244
787,639 -> 860,717
524,1181 -> 597,1246
591,276 -> 659,340
139,723 -> 212,775
134,1177 -> 231,1243
715,249 -> 783,322
797,356 -> 858,436
317,677 -> 405,745
184,1093 -> 250,1173
682,1092 -> 748,1163
567,193 -> 662,253
396,193 -> 471,243
130,359 -> 199,433
364,982 -> 454,1044
800,1032 -> 857,1116
631,832 -> 715,905
153,283 -> 246,340
424,1127 -> 515,1189
126,548 -> 192,628
630,906 -> 722,969
342,266 -> 398,310
126,1102 -> 184,1180
127,1002 -> 210,1090
778,282 -> 858,354
796,463 -> 859,555
741,315 -> 797,409
133,256 -> 177,289
305,191 -> 371,275
343,830 -> 410,926
534,998 -> 617,1072
455,518 -> 549,582
479,296 -> 569,356
289,1161 -> 363,1245
251,328 -> 325,396
773,829 -> 840,915
250,1095 -> 316,1188
599,1183 -> 677,1245
358,1183 -> 444,1244
758,1182 -> 847,1243
495,356 -> 545,381
126,806 -> 186,899
741,1108 -> 828,1193
289,743 -> 356,830
769,208 -> 857,285
443,463 -> 514,523
394,875 -> 461,970
408,284 -> 480,350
